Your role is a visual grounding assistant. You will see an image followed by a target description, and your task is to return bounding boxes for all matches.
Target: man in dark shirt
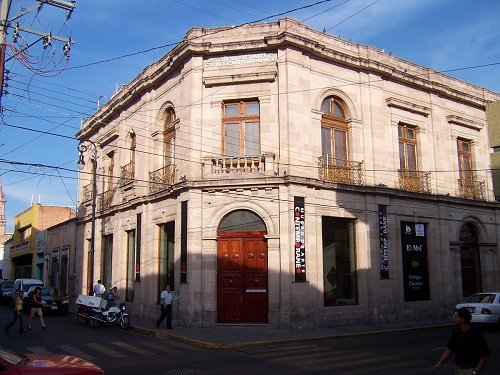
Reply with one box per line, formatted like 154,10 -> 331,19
434,307 -> 490,374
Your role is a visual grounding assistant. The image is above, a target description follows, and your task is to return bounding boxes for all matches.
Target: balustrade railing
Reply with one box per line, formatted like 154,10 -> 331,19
149,164 -> 176,193
98,190 -> 113,211
398,169 -> 432,193
458,178 -> 485,200
212,156 -> 262,174
318,156 -> 363,185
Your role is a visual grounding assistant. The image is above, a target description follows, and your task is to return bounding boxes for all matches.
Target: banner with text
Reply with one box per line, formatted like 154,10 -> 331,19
379,205 -> 389,279
401,221 -> 430,301
294,197 -> 306,282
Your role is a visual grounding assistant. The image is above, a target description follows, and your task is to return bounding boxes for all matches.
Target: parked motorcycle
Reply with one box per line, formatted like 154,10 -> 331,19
76,294 -> 130,329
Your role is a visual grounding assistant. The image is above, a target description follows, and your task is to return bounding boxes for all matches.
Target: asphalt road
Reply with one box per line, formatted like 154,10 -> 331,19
0,305 -> 498,375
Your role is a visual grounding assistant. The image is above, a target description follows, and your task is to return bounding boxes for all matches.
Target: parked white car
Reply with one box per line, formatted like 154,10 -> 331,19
455,292 -> 500,325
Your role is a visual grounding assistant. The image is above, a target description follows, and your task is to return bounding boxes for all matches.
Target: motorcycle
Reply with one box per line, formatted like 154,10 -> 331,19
76,294 -> 130,329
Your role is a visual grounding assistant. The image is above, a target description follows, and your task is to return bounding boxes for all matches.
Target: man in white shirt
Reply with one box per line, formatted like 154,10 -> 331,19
156,285 -> 173,329
93,280 -> 105,297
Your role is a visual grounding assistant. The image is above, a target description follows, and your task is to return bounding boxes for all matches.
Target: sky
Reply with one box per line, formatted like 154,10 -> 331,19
0,0 -> 499,232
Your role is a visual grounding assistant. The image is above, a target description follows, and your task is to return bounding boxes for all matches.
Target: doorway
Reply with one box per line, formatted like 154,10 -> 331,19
459,223 -> 482,297
217,210 -> 268,323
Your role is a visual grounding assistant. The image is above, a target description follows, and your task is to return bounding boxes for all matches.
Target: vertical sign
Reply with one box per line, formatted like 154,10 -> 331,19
401,221 -> 430,301
379,205 -> 389,279
180,201 -> 188,283
294,197 -> 306,282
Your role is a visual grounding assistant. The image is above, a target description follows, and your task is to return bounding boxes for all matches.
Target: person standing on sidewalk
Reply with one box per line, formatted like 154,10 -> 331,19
5,292 -> 26,333
156,285 -> 173,329
434,307 -> 489,374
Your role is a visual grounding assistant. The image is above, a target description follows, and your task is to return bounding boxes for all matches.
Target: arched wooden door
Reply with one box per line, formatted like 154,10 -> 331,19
217,210 -> 268,323
459,223 -> 482,297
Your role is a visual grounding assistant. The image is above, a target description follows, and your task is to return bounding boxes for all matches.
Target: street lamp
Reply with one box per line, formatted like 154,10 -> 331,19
77,140 -> 97,295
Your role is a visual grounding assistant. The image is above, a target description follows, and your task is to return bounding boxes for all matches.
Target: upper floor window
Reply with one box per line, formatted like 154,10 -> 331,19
398,123 -> 417,171
321,96 -> 348,164
223,100 -> 260,157
129,132 -> 136,164
163,108 -> 176,166
458,138 -> 473,180
107,151 -> 115,190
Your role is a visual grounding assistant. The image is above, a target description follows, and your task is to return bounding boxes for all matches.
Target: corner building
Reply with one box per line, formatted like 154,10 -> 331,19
76,18 -> 500,329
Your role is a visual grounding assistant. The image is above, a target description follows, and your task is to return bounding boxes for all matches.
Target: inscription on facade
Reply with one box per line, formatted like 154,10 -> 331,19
204,53 -> 277,68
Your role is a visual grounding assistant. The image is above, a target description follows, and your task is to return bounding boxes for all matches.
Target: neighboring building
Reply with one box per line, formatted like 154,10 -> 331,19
1,235 -> 13,279
9,204 -> 76,280
44,218 -> 78,298
487,101 -> 500,201
76,18 -> 500,329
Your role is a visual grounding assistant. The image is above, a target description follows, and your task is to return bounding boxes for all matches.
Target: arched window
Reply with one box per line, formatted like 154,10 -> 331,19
321,96 -> 348,166
218,210 -> 266,232
163,107 -> 176,166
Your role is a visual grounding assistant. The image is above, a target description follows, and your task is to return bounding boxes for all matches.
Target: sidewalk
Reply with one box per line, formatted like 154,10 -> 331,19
130,317 -> 452,349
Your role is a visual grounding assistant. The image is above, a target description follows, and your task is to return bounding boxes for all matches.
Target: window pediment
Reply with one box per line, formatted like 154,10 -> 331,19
386,97 -> 431,117
447,115 -> 484,131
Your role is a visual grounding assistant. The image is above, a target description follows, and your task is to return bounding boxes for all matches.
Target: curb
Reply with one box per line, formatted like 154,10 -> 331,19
130,322 -> 453,350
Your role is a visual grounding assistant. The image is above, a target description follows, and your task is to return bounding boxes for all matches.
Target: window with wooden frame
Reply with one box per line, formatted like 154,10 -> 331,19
321,96 -> 348,166
163,107 -> 176,166
222,100 -> 260,157
457,138 -> 473,180
398,123 -> 417,171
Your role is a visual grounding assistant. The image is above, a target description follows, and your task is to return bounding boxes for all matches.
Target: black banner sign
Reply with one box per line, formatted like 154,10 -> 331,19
378,205 -> 389,279
401,221 -> 430,301
294,197 -> 306,282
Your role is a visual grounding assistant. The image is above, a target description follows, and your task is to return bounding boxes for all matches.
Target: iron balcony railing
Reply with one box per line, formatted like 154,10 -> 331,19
458,178 -> 485,200
398,169 -> 432,193
119,162 -> 135,186
149,164 -> 176,193
82,183 -> 93,202
318,156 -> 363,185
98,190 -> 113,211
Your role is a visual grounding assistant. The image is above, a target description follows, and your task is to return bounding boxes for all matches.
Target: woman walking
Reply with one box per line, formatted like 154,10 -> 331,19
4,292 -> 26,333
28,287 -> 47,330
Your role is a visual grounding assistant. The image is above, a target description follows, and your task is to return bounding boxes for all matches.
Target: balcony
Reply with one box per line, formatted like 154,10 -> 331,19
202,153 -> 276,178
98,190 -> 113,211
82,183 -> 93,202
458,178 -> 485,200
119,162 -> 135,186
318,156 -> 363,185
149,164 -> 176,194
398,169 -> 431,193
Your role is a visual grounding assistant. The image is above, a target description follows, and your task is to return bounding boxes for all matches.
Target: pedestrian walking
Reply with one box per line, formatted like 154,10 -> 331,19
27,287 -> 48,330
434,307 -> 489,374
156,285 -> 173,329
5,292 -> 26,333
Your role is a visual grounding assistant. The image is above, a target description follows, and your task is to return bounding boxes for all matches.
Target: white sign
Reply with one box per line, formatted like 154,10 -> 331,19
204,53 -> 277,68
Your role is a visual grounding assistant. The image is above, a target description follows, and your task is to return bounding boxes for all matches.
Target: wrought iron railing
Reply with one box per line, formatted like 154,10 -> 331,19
82,183 -> 93,202
98,190 -> 113,211
149,164 -> 176,193
398,169 -> 432,193
212,156 -> 262,174
458,178 -> 485,200
119,162 -> 135,186
318,156 -> 363,185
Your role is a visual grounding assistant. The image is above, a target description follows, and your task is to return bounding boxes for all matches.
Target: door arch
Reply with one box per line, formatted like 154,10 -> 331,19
459,223 -> 482,297
217,210 -> 268,323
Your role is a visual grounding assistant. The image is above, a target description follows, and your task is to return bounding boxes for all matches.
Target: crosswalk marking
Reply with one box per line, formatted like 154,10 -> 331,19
111,341 -> 153,356
85,342 -> 127,358
57,344 -> 96,360
136,340 -> 182,353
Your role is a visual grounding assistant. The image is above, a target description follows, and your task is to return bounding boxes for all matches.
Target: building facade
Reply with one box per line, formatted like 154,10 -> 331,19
76,18 -> 500,329
9,204 -> 76,280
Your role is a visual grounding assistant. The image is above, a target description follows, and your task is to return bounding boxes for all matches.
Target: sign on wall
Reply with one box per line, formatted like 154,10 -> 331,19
294,197 -> 306,282
379,205 -> 389,279
401,221 -> 430,301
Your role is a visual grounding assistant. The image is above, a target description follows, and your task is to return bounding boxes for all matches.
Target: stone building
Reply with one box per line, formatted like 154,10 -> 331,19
76,18 -> 500,329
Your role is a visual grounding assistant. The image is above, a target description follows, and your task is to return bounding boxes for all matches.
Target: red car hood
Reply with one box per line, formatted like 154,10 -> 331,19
23,353 -> 103,374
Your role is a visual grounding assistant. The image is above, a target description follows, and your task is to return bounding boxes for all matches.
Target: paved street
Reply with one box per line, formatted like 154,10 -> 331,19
0,305 -> 498,374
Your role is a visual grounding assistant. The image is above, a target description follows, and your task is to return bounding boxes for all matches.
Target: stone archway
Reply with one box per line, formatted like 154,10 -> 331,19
459,223 -> 482,297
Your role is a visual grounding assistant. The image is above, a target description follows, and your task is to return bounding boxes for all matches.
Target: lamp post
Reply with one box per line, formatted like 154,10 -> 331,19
77,140 -> 97,295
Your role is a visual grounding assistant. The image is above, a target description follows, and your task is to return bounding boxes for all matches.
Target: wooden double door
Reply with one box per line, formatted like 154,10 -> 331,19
217,232 -> 268,323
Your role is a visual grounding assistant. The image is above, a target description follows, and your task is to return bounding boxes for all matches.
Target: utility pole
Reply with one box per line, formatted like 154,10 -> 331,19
0,0 -> 76,108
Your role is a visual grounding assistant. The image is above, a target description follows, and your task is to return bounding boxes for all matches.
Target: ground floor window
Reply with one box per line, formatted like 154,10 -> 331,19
126,230 -> 136,302
102,234 -> 113,289
159,221 -> 175,301
322,217 -> 357,306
